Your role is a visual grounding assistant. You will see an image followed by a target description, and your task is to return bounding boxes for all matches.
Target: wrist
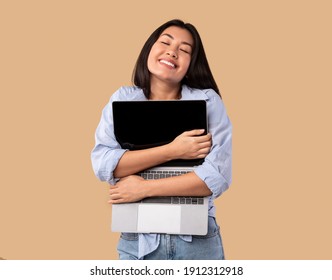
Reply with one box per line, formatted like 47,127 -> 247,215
163,142 -> 176,161
140,179 -> 153,198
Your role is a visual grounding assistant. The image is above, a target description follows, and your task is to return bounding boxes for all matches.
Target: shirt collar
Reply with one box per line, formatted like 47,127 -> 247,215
130,85 -> 210,101
180,85 -> 209,100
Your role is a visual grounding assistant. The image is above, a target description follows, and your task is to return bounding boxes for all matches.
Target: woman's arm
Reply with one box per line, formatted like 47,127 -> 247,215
108,172 -> 212,204
109,89 -> 232,202
113,130 -> 212,178
91,88 -> 212,184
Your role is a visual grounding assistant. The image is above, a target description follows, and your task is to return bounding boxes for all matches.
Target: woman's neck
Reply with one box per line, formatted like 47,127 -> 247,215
149,79 -> 181,100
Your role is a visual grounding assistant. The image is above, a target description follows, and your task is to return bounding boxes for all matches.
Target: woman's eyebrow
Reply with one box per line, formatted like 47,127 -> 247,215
161,33 -> 193,48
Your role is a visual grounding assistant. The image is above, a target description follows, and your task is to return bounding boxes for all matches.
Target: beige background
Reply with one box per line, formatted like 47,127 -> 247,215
1,0 -> 331,260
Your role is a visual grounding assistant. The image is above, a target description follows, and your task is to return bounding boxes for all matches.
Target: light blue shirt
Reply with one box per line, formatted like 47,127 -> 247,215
91,85 -> 232,259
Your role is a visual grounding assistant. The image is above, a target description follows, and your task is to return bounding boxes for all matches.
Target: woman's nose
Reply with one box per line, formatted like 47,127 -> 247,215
166,49 -> 178,59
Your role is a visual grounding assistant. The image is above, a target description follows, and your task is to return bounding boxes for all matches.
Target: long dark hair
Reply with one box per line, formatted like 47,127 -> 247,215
132,19 -> 221,99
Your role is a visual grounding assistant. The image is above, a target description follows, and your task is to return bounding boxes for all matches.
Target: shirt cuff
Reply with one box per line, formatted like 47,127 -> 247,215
97,149 -> 127,184
194,162 -> 230,199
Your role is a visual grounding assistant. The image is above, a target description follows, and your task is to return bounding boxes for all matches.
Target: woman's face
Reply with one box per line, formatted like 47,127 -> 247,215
147,26 -> 193,86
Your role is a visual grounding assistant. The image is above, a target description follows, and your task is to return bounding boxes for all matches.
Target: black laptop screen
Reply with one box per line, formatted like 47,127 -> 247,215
112,100 -> 207,167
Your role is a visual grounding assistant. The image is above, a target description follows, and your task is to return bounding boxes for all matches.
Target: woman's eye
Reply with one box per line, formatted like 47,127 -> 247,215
180,49 -> 190,54
161,41 -> 170,45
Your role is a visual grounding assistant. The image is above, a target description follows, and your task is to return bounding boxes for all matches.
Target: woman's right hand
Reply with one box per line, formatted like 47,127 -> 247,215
167,129 -> 212,160
113,129 -> 212,178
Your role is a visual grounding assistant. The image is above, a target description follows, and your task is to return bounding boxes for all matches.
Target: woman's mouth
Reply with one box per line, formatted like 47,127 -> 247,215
159,59 -> 176,68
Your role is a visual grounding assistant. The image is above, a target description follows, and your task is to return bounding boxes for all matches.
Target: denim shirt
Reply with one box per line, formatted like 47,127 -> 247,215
91,85 -> 232,259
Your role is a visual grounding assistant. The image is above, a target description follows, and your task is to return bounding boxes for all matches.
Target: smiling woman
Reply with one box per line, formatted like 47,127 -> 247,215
132,19 -> 220,100
91,19 -> 232,260
147,26 -> 193,98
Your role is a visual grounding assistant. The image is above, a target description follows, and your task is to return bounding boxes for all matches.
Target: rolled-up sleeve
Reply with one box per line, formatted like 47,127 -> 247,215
91,93 -> 127,184
194,92 -> 232,199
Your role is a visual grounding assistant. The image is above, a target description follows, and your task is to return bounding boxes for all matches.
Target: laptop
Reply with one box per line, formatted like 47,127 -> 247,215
111,100 -> 209,235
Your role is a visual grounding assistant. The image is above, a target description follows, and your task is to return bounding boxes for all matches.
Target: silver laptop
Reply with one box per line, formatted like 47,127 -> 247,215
111,100 -> 209,235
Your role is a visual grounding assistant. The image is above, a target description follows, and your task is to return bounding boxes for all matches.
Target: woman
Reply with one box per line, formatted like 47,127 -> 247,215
91,19 -> 232,260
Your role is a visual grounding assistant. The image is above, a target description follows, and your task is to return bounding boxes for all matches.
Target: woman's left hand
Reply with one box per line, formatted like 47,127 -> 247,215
108,175 -> 147,204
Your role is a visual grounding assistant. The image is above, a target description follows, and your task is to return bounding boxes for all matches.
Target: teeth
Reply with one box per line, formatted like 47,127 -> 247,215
160,60 -> 175,68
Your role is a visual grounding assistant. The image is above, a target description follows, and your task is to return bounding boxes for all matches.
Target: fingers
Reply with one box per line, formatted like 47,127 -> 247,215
182,130 -> 211,142
109,184 -> 120,196
183,129 -> 205,136
108,199 -> 125,204
193,146 -> 211,158
196,138 -> 212,150
108,188 -> 124,204
108,197 -> 124,204
173,130 -> 212,159
108,176 -> 144,204
194,133 -> 212,143
192,134 -> 212,155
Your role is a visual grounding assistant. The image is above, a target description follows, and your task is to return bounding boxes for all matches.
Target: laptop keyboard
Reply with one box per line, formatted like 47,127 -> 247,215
137,170 -> 191,180
141,196 -> 204,205
137,170 -> 204,205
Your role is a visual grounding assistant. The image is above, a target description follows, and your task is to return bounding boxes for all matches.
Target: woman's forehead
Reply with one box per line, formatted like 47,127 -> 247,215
159,26 -> 193,45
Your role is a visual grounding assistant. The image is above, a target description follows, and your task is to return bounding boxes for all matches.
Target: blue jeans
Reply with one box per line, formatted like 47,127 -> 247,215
117,217 -> 225,260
